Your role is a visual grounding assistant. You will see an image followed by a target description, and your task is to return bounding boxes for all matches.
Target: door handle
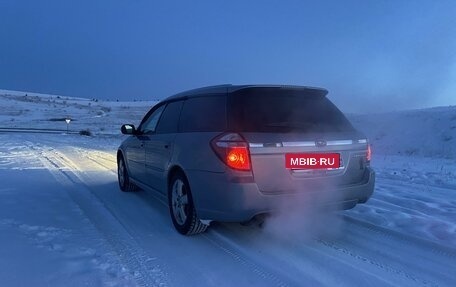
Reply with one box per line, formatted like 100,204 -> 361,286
164,144 -> 170,149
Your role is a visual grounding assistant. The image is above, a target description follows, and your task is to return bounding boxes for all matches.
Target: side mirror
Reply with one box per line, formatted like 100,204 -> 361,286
121,124 -> 136,135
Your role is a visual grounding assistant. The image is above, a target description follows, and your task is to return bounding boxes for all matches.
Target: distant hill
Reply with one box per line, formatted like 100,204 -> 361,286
2,89 -> 455,159
0,89 -> 156,135
348,106 -> 456,159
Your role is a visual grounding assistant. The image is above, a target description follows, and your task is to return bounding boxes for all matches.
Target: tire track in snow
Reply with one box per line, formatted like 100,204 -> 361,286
312,214 -> 456,286
341,214 -> 456,260
209,213 -> 455,286
316,239 -> 438,287
203,232 -> 292,287
379,177 -> 456,199
210,222 -> 399,286
27,142 -> 169,287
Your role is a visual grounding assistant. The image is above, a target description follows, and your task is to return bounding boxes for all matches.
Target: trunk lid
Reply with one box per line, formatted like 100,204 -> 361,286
243,132 -> 369,193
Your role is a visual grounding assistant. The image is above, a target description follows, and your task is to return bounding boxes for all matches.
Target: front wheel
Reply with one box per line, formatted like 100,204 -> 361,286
118,156 -> 139,192
168,173 -> 208,235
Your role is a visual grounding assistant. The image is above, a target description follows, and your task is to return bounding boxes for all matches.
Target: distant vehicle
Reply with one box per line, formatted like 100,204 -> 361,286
117,85 -> 375,235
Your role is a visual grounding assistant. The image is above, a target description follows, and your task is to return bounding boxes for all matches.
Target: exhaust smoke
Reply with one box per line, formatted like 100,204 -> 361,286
261,185 -> 346,242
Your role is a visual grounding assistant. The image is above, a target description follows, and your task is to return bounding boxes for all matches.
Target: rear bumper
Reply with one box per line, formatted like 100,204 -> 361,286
187,168 -> 375,222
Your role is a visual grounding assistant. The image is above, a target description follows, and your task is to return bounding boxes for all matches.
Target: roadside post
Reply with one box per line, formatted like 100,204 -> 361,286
65,117 -> 71,133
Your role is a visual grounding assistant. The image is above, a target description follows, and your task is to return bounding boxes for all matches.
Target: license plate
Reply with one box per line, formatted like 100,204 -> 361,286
285,153 -> 340,169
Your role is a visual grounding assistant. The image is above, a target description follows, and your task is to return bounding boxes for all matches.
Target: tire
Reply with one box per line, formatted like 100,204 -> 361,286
118,155 -> 139,192
168,172 -> 208,235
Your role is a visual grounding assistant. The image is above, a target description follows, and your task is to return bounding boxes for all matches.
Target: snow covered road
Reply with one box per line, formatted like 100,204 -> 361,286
1,133 -> 455,286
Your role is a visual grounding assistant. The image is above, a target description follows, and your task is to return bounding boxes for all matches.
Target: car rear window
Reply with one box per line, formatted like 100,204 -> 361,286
228,88 -> 354,133
179,96 -> 227,132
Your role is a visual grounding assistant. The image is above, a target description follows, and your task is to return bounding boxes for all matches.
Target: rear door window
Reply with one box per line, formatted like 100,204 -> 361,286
156,101 -> 184,134
179,96 -> 227,132
229,88 -> 354,133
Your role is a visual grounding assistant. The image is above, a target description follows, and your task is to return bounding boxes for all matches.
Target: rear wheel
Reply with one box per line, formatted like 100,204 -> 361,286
168,172 -> 208,235
118,155 -> 139,192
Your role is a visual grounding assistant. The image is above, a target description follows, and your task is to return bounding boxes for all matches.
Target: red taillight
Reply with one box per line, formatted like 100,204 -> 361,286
367,144 -> 372,162
211,133 -> 251,171
226,147 -> 250,170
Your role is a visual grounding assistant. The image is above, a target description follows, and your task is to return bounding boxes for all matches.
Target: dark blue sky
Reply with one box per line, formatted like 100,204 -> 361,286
1,0 -> 455,112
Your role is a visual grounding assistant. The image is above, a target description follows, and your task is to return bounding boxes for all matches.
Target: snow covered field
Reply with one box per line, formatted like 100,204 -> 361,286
0,90 -> 455,286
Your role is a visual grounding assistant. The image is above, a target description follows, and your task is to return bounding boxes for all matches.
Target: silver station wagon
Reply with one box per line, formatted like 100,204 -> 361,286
117,85 -> 375,235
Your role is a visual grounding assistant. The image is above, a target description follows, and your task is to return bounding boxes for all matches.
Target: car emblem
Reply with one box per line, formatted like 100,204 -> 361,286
315,139 -> 327,147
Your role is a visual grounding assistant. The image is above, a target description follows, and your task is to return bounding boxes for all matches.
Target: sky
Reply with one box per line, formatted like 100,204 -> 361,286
1,0 -> 455,113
